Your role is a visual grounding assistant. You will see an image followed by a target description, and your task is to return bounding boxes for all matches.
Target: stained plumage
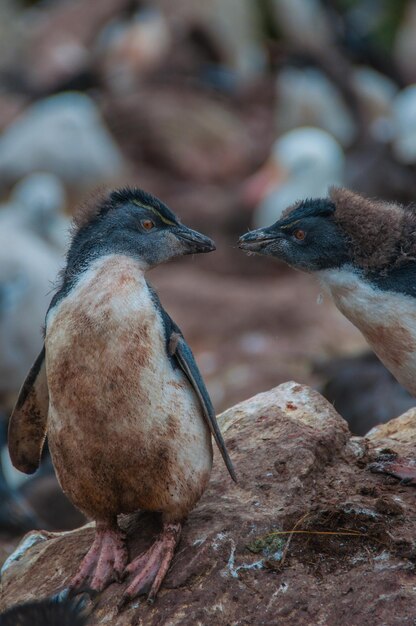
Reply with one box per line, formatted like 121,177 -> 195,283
9,187 -> 236,604
239,186 -> 416,484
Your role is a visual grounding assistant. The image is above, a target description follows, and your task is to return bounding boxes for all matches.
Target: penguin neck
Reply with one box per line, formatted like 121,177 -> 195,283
73,254 -> 149,295
48,254 -> 150,317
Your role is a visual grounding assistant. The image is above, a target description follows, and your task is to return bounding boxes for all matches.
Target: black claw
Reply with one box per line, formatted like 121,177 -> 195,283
116,594 -> 131,613
51,587 -> 71,602
120,568 -> 129,582
65,585 -> 97,603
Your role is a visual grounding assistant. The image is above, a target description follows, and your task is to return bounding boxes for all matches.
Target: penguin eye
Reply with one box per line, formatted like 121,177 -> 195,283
142,219 -> 155,231
293,229 -> 306,241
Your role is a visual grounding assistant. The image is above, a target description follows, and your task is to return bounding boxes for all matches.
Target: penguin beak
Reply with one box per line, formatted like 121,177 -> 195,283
175,226 -> 216,253
238,227 -> 283,251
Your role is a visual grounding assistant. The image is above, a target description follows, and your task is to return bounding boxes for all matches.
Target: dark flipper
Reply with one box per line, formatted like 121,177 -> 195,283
170,332 -> 237,482
8,347 -> 49,474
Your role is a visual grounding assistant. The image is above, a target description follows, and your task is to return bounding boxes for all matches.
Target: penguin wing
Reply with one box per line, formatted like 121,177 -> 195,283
8,346 -> 49,474
169,331 -> 237,483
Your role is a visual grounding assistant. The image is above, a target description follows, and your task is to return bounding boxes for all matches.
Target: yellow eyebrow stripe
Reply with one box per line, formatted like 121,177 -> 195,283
133,201 -> 176,226
280,219 -> 301,230
152,208 -> 176,226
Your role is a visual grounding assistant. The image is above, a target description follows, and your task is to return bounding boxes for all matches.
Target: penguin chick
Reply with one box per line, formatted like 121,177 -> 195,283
239,186 -> 416,483
9,187 -> 236,604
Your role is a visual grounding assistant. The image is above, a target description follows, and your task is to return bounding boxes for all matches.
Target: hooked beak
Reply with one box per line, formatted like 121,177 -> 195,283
238,227 -> 282,252
175,225 -> 216,254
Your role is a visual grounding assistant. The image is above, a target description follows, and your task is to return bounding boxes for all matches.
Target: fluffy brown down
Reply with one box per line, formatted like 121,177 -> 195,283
329,187 -> 416,270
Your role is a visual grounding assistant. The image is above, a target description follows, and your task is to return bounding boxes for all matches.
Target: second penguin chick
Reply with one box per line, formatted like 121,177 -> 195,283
9,187 -> 236,605
239,187 -> 416,484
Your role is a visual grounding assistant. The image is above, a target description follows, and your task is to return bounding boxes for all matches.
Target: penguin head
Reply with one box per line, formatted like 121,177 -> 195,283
239,197 -> 350,272
240,187 -> 416,273
68,187 -> 215,271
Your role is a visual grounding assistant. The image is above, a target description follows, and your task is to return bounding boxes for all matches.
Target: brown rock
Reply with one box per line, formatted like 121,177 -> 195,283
374,496 -> 404,517
366,411 -> 416,487
367,408 -> 416,450
1,383 -> 416,626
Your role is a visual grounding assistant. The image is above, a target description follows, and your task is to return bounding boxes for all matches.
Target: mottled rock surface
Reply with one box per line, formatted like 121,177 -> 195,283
368,408 -> 416,450
1,383 -> 416,625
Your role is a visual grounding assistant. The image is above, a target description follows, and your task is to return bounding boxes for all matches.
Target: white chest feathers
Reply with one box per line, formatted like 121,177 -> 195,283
44,255 -> 212,519
318,267 -> 416,396
46,254 -> 187,420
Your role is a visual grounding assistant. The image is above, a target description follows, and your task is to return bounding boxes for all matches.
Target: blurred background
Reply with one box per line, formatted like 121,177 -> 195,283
1,0 -> 416,550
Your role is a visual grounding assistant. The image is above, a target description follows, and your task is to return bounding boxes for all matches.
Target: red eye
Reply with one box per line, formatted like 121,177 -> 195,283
294,229 -> 306,241
142,219 -> 155,231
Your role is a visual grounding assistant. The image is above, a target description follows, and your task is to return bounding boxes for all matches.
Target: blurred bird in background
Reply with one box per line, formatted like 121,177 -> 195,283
243,127 -> 345,227
0,173 -> 68,252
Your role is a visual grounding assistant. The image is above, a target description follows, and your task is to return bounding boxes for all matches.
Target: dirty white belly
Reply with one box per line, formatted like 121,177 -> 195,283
45,255 -> 212,520
319,267 -> 416,396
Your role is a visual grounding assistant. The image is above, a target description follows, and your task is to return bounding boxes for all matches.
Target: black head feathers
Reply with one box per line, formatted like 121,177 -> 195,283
280,197 -> 336,224
109,188 -> 179,225
72,187 -> 180,236
281,188 -> 416,271
51,186 -> 215,308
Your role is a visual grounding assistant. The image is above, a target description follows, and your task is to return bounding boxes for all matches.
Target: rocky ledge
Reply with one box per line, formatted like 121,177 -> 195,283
1,382 -> 416,625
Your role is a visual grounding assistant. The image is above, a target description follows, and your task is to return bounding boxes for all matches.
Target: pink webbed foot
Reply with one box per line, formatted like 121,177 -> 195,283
369,452 -> 416,485
120,522 -> 181,607
70,523 -> 128,592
